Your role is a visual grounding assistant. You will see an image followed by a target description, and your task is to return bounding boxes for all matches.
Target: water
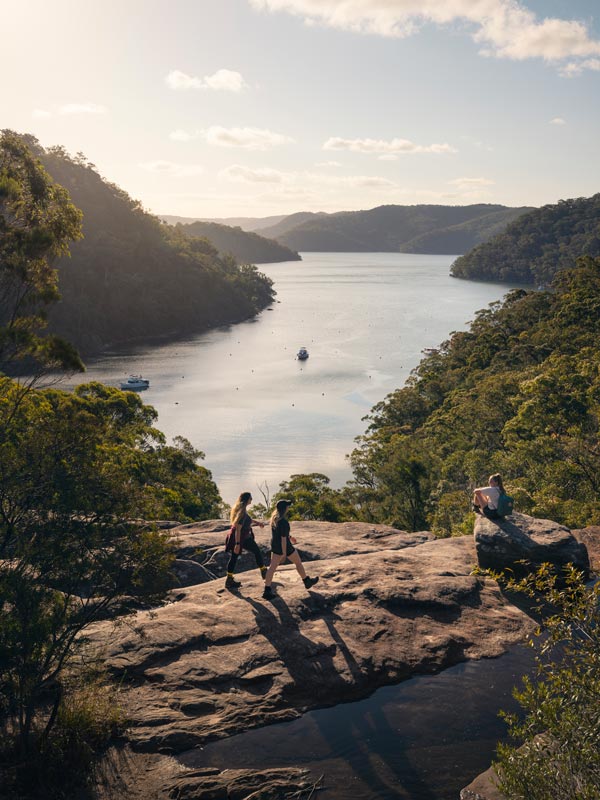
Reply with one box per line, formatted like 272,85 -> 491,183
180,645 -> 535,800
55,253 -> 513,502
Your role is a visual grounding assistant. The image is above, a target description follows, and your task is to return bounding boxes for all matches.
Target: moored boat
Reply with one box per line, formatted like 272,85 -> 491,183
296,347 -> 309,360
120,375 -> 150,391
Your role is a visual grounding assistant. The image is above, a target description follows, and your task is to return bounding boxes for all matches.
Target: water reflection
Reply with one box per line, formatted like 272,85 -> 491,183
181,645 -> 534,800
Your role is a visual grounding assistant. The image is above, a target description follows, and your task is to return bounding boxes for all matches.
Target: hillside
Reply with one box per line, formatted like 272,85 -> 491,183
161,213 -> 288,231
176,220 -> 301,263
451,194 -> 600,284
15,135 -> 274,356
267,204 -> 532,253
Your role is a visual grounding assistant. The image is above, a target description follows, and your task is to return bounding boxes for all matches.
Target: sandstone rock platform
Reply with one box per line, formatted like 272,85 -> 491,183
89,522 -> 536,759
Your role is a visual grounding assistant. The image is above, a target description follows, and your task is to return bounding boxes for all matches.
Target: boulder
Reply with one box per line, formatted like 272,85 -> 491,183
171,559 -> 216,588
572,526 -> 600,572
87,535 -> 535,754
460,766 -> 505,800
474,512 -> 589,579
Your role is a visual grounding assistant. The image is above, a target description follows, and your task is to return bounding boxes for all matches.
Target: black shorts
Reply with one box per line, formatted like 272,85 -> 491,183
482,506 -> 501,520
271,537 -> 295,557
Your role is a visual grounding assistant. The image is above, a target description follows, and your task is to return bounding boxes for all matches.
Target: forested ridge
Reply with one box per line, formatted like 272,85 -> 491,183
258,203 -> 532,254
451,193 -> 600,284
8,133 -> 274,357
175,219 -> 301,264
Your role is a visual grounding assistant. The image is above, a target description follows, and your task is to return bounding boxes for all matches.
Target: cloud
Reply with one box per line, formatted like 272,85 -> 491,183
139,160 -> 204,177
323,136 -> 456,155
378,154 -> 398,161
448,177 -> 495,187
559,58 -> 600,77
221,164 -> 287,183
315,160 -> 342,167
32,109 -> 51,119
220,164 -> 397,190
165,68 -> 247,91
59,103 -> 107,115
250,1 -> 600,73
549,117 -> 566,125
169,129 -> 201,142
204,126 -> 294,149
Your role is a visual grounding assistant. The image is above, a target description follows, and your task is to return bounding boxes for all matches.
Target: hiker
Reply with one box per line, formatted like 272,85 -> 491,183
225,491 -> 267,589
473,473 -> 505,519
262,499 -> 319,599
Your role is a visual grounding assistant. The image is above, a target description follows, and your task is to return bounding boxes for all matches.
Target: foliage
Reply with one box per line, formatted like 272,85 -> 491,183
177,219 -> 301,264
346,257 -> 600,531
2,132 -> 275,359
266,203 -> 531,254
451,193 -> 600,285
0,377 -> 222,759
0,131 -> 83,373
488,565 -> 600,800
272,473 -> 350,522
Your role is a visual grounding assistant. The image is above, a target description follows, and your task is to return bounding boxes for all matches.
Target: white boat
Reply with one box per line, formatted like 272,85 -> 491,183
296,347 -> 309,360
120,375 -> 150,391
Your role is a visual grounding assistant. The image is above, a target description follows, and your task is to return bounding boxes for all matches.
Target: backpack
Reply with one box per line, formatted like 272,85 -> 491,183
496,492 -> 514,517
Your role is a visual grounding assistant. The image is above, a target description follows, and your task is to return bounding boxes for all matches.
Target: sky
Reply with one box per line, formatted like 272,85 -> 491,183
2,0 -> 600,218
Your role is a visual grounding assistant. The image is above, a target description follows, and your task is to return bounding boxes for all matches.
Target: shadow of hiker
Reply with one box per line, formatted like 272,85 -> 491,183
242,595 -> 351,706
241,593 -> 439,799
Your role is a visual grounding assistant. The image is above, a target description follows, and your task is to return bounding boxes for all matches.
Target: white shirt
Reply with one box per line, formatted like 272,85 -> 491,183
476,486 -> 500,510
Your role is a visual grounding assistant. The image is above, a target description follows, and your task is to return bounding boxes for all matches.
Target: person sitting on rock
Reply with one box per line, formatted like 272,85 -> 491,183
263,499 -> 319,600
225,491 -> 267,589
473,473 -> 504,520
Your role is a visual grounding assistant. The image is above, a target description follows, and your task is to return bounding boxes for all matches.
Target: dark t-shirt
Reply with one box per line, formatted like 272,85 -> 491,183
271,517 -> 290,540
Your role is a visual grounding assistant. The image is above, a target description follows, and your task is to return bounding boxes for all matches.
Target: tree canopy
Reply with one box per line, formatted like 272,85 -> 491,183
0,131 -> 83,373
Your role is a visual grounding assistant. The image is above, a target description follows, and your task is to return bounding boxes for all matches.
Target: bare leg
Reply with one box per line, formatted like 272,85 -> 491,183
264,552 -> 286,587
474,490 -> 487,510
288,550 -> 307,579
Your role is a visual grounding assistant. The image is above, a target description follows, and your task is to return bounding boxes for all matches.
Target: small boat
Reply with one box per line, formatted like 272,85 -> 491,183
120,375 -> 150,391
296,347 -> 309,360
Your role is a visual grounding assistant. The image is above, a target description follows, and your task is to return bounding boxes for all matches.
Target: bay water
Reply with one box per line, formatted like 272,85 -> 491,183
57,252 -> 513,504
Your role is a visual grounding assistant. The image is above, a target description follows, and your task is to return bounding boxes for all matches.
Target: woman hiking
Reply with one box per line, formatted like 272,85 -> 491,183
225,491 -> 267,589
262,499 -> 319,600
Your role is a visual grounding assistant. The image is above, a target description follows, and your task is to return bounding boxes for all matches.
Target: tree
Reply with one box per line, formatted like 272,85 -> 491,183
0,130 -> 83,373
0,379 -> 193,755
273,473 -> 348,522
490,565 -> 600,799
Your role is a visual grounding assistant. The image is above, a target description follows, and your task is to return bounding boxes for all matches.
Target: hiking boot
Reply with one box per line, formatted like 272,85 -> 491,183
262,585 -> 274,599
225,575 -> 241,589
303,575 -> 319,590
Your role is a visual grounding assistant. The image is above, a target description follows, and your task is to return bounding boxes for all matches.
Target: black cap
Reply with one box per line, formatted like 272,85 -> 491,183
276,499 -> 292,513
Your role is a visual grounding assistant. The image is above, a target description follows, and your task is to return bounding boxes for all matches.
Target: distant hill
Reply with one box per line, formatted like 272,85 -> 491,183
15,135 -> 274,357
451,194 -> 600,284
161,214 -> 289,232
267,204 -> 533,254
176,220 -> 301,264
258,212 -> 328,240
